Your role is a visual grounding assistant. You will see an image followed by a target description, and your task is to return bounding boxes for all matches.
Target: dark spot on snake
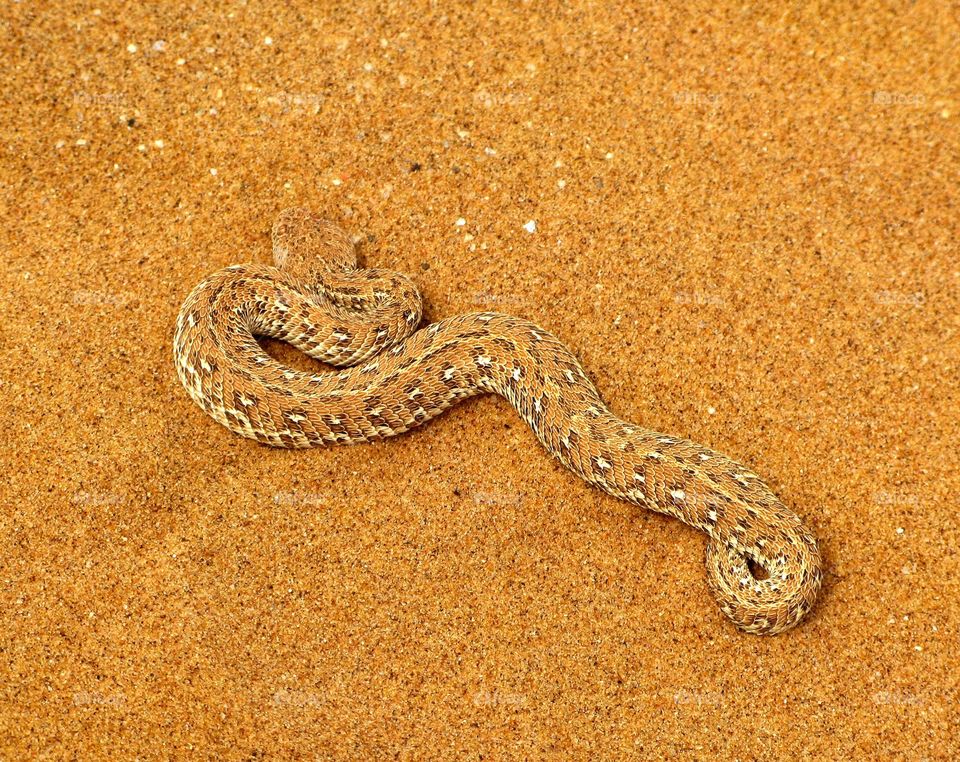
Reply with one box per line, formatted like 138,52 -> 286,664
232,390 -> 257,409
587,422 -> 607,440
439,369 -> 459,387
747,558 -> 770,580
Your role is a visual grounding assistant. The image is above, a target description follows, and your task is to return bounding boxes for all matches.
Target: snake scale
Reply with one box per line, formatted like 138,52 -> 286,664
173,208 -> 823,634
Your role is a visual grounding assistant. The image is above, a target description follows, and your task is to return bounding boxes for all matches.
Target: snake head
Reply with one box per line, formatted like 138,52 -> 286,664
272,208 -> 357,274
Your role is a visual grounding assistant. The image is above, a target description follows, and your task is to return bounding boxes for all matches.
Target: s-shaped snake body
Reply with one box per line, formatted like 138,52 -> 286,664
174,209 -> 823,634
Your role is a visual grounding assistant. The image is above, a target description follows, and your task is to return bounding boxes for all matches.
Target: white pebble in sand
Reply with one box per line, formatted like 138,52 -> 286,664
523,220 -> 536,233
455,218 -> 466,227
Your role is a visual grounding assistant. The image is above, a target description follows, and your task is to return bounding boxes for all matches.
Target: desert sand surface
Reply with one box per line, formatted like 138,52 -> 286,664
2,1 -> 958,758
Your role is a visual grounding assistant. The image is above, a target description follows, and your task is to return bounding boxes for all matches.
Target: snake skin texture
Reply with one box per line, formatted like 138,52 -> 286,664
173,208 -> 823,634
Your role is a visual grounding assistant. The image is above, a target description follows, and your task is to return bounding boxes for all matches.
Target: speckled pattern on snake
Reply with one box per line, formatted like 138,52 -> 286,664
173,208 -> 823,634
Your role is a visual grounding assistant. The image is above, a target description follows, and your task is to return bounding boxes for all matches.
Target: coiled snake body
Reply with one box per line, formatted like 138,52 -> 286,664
174,209 -> 822,634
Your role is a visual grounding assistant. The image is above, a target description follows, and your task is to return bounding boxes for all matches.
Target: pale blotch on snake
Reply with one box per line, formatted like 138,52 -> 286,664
173,208 -> 823,634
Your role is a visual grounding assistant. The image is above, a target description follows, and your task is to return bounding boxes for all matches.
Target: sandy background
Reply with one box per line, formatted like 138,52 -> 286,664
2,0 -> 958,758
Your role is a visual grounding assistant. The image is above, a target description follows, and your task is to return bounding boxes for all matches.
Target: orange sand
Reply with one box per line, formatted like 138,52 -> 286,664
2,1 -> 958,757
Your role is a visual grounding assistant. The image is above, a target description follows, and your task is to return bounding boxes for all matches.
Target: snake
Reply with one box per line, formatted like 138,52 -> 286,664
173,208 -> 823,635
